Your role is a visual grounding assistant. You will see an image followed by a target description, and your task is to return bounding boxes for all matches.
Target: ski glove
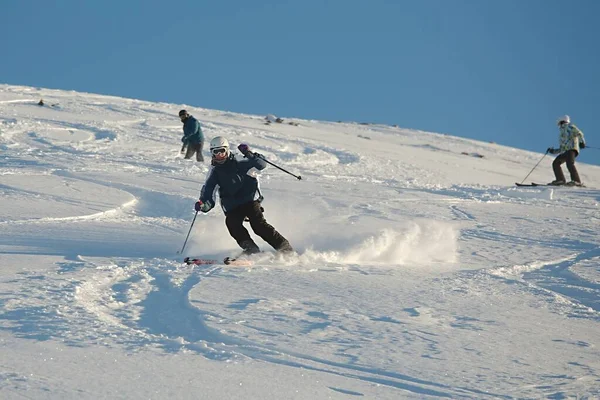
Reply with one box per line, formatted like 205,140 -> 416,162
194,200 -> 211,213
580,142 -> 586,149
547,147 -> 557,154
238,144 -> 265,160
238,143 -> 253,157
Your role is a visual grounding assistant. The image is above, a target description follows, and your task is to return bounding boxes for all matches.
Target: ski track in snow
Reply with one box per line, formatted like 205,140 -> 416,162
1,86 -> 599,398
10,256 -> 497,398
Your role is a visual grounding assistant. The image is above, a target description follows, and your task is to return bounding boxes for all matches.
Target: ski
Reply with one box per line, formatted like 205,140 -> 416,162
183,256 -> 253,266
515,182 -> 586,188
515,182 -> 547,187
183,257 -> 219,265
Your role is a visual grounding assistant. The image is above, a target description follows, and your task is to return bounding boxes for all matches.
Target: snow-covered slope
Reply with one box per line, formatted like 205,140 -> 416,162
1,84 -> 599,399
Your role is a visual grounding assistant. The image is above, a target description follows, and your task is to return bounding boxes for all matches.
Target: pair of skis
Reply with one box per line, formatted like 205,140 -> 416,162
515,182 -> 586,188
183,256 -> 253,266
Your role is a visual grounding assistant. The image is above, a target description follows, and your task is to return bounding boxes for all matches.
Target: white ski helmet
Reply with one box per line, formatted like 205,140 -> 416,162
209,136 -> 230,163
557,115 -> 570,125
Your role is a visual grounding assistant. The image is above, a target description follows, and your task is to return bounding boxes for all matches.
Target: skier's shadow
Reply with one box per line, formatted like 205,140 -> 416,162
136,268 -> 244,355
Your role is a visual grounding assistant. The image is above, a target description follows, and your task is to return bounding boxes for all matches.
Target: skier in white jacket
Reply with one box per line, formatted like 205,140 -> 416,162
547,115 -> 586,186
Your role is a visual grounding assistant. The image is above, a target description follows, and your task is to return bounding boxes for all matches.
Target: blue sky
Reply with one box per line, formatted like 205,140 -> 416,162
2,0 -> 598,166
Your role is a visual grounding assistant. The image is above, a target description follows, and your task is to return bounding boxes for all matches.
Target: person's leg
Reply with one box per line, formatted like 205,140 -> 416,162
195,142 -> 204,162
552,153 -> 567,183
247,201 -> 293,252
564,150 -> 581,183
184,145 -> 195,160
225,205 -> 260,253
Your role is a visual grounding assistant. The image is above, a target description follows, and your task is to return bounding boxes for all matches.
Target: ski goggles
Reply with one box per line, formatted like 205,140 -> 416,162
211,147 -> 228,156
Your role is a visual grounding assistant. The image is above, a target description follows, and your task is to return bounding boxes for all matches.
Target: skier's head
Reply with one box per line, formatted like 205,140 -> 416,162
557,115 -> 570,126
210,136 -> 230,164
179,109 -> 189,121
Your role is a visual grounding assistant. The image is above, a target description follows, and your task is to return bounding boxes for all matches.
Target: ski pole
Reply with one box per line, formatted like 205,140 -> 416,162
262,157 -> 302,180
518,150 -> 548,185
255,154 -> 302,180
178,211 -> 198,254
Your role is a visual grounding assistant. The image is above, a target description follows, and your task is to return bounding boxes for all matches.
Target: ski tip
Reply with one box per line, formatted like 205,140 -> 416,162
184,258 -> 221,265
223,257 -> 254,266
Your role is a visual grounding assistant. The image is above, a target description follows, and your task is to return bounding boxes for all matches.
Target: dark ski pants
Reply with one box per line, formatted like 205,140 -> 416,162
184,141 -> 204,162
225,201 -> 292,253
553,150 -> 581,183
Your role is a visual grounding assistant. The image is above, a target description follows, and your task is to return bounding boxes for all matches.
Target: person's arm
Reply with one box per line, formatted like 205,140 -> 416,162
196,121 -> 204,142
198,167 -> 218,211
181,120 -> 190,144
248,154 -> 267,170
237,144 -> 267,170
183,119 -> 199,139
573,125 -> 585,148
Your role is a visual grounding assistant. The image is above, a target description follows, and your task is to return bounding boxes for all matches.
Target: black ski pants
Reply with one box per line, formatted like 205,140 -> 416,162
225,201 -> 291,252
552,150 -> 581,183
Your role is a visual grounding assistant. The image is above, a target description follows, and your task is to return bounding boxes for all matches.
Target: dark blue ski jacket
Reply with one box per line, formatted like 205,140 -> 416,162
181,116 -> 204,145
199,154 -> 267,213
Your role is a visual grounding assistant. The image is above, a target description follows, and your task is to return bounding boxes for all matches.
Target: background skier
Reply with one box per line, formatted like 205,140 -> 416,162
547,115 -> 586,186
179,109 -> 204,162
194,136 -> 293,255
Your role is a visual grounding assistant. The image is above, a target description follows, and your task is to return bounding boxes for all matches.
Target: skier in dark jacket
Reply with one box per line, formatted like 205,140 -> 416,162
194,136 -> 293,255
179,109 -> 204,162
547,115 -> 586,186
